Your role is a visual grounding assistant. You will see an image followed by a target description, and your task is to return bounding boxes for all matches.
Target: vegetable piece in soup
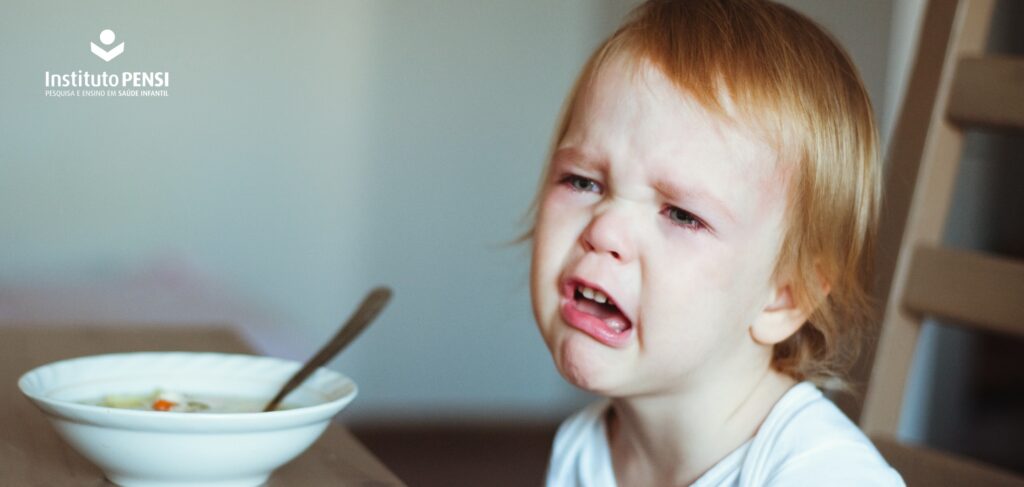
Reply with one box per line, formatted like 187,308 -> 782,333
86,389 -> 288,413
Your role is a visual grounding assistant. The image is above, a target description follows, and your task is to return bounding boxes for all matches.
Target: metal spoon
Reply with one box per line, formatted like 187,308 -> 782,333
263,286 -> 392,412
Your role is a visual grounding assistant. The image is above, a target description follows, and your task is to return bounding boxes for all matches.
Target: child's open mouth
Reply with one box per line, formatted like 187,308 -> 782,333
560,279 -> 633,347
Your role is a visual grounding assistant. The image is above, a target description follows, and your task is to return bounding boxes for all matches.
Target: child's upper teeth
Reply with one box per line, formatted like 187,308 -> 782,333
578,285 -> 610,305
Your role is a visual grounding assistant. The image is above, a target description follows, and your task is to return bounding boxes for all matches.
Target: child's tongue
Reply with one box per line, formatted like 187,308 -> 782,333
574,292 -> 631,332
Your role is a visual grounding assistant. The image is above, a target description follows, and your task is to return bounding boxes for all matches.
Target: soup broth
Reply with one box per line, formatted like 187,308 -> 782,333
84,389 -> 298,413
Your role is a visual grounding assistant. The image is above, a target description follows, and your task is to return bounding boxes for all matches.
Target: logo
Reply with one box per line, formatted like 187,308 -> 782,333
43,28 -> 171,98
90,29 -> 124,62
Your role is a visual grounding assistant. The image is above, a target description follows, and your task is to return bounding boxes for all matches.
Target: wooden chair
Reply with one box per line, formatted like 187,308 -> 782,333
859,0 -> 1024,485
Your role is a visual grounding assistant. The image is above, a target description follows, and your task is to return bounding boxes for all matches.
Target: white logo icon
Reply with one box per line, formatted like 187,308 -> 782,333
91,29 -> 124,62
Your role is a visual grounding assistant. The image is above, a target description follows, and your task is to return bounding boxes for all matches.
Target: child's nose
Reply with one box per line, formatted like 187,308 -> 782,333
580,206 -> 635,262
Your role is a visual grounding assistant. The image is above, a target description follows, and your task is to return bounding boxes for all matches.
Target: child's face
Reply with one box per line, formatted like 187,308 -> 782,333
530,56 -> 794,397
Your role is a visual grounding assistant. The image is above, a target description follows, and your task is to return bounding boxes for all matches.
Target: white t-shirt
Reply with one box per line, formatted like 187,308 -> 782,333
546,382 -> 904,486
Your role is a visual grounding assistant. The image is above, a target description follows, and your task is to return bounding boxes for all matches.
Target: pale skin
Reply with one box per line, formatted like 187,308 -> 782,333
530,55 -> 811,485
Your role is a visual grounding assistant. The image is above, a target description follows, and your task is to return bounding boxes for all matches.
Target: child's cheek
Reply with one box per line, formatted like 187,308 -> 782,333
544,186 -> 578,204
540,188 -> 590,221
658,238 -> 739,292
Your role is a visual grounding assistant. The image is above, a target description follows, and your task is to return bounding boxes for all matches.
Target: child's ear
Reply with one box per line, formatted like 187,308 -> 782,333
750,285 -> 808,346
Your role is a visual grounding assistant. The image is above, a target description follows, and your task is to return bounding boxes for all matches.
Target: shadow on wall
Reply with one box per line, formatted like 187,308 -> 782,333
0,255 -> 288,354
330,0 -> 630,423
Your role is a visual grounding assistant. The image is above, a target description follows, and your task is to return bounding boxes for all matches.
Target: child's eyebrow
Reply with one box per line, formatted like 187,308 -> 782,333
653,178 -> 737,224
551,147 -> 605,172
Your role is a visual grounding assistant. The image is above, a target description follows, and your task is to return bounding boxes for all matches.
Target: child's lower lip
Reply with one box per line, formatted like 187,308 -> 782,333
559,298 -> 632,348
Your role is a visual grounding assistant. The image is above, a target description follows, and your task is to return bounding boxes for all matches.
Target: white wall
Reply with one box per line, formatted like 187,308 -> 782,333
0,0 -> 630,423
0,0 -> 893,423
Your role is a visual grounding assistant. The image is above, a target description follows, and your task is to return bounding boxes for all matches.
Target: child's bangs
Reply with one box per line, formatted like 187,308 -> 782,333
604,0 -> 809,161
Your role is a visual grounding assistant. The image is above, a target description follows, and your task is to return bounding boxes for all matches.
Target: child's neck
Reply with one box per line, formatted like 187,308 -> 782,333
607,368 -> 797,486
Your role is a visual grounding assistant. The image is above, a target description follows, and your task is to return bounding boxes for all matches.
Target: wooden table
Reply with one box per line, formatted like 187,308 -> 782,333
0,325 -> 406,486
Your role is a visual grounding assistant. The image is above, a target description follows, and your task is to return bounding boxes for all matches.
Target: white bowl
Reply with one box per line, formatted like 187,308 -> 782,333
18,352 -> 358,487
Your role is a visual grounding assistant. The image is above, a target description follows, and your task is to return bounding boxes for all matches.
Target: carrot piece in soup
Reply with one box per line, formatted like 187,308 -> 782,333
152,399 -> 175,411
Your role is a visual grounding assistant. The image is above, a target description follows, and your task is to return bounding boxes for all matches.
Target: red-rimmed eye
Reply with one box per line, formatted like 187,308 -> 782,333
559,174 -> 602,194
663,206 -> 704,230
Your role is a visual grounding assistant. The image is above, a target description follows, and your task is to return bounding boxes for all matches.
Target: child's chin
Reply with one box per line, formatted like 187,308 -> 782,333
556,334 -> 628,394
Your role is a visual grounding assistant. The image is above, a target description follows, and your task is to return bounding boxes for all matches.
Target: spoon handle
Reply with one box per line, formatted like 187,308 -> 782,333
263,287 -> 392,412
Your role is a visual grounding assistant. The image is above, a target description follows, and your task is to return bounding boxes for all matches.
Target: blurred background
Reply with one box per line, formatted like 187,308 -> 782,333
1,0 -> 1020,484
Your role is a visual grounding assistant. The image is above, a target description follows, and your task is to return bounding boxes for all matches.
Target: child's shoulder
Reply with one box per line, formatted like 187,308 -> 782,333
745,382 -> 904,486
546,384 -> 904,487
547,399 -> 615,486
550,398 -> 611,461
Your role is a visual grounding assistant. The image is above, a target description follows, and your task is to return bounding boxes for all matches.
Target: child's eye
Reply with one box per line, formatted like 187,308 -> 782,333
559,174 -> 602,194
663,206 -> 705,230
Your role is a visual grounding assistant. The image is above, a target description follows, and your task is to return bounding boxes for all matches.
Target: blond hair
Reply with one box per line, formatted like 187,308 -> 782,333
528,0 -> 880,387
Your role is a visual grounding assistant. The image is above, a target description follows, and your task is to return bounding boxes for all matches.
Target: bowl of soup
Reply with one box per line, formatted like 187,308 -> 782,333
18,351 -> 357,487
